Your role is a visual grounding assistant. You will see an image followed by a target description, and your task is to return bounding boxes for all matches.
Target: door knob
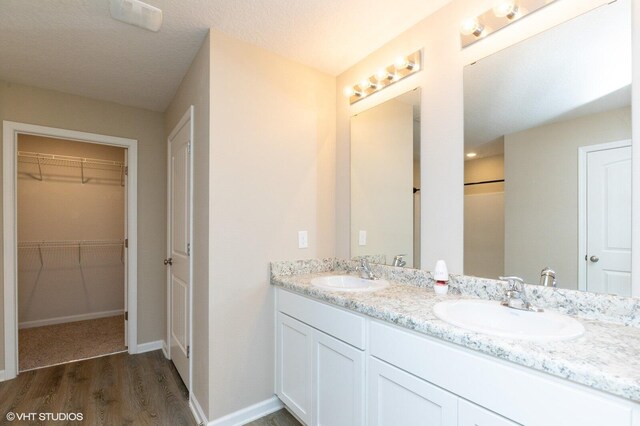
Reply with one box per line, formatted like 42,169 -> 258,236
164,258 -> 173,266
589,255 -> 599,263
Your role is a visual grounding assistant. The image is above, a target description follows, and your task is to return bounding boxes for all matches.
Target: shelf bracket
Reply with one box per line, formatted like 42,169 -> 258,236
81,161 -> 85,184
37,243 -> 43,267
35,155 -> 43,181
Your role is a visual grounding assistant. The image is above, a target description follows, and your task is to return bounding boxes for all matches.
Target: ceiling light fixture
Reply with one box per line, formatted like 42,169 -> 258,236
110,0 -> 163,32
344,50 -> 422,105
466,152 -> 477,158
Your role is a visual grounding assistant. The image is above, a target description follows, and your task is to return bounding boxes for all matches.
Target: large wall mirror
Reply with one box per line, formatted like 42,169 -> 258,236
351,88 -> 421,268
464,0 -> 633,296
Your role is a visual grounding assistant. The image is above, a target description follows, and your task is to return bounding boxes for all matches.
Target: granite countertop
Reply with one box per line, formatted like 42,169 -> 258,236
271,264 -> 640,403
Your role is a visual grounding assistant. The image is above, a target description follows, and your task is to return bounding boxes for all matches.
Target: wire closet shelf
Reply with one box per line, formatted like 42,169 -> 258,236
18,240 -> 125,265
17,151 -> 126,185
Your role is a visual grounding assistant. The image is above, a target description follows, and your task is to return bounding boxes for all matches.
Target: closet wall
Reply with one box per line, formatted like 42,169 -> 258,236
17,135 -> 125,328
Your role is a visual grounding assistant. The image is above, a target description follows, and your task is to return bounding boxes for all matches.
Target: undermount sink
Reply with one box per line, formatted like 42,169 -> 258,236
433,299 -> 585,341
311,275 -> 390,292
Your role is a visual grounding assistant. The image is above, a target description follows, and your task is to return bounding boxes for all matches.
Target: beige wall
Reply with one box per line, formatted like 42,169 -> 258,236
164,33 -> 211,417
464,154 -> 504,278
0,80 -> 166,371
335,0 -> 615,274
505,107 -> 632,288
207,30 -> 335,420
351,99 -> 414,266
17,135 -> 124,325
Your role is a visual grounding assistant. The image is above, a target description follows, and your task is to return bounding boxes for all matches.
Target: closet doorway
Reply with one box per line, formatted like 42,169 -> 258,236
3,121 -> 138,380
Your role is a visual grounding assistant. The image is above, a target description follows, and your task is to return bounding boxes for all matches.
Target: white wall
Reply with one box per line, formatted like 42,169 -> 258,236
17,135 -> 124,326
351,99 -> 414,266
207,30 -> 336,420
335,0 -> 618,275
164,33 -> 211,417
0,80 -> 166,373
505,107 -> 632,288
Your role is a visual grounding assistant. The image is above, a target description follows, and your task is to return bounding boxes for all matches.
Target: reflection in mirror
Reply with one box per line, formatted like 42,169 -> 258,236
464,0 -> 633,296
351,88 -> 421,268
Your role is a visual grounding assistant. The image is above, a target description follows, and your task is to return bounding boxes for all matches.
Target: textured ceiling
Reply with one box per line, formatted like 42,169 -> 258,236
464,0 -> 632,153
0,0 -> 451,112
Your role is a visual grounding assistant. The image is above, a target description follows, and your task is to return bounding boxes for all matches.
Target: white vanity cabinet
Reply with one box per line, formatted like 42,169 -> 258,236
276,290 -> 366,426
368,356 -> 458,425
275,288 -> 637,426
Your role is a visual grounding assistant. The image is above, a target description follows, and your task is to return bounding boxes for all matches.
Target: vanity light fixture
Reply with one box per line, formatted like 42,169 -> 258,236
460,0 -> 558,48
344,50 -> 422,105
466,152 -> 477,158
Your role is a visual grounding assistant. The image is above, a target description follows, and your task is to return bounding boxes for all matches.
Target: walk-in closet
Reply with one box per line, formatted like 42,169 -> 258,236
17,134 -> 127,371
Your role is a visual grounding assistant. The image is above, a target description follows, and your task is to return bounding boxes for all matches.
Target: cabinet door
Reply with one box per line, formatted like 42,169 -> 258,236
314,331 -> 365,426
277,313 -> 313,424
458,399 -> 519,426
368,357 -> 457,426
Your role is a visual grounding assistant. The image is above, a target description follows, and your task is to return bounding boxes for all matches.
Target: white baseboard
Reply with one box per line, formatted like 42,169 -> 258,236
209,396 -> 283,426
137,340 -> 165,354
0,370 -> 5,382
19,309 -> 124,329
190,393 -> 208,425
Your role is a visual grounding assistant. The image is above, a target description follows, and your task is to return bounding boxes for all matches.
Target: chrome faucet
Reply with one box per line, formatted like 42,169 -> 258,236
499,276 -> 543,312
393,255 -> 406,267
539,267 -> 557,287
357,258 -> 377,280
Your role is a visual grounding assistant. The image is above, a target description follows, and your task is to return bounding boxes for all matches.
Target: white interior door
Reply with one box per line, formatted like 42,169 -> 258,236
585,143 -> 632,296
167,109 -> 192,387
124,150 -> 128,347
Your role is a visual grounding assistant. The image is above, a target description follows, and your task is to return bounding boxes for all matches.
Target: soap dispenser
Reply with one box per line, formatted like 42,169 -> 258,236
433,260 -> 449,295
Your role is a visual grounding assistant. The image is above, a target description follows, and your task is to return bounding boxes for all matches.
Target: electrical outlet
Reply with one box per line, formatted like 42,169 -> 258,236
298,231 -> 308,249
359,230 -> 367,246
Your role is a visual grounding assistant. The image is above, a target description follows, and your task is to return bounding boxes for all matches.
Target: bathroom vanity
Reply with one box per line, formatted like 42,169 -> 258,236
271,259 -> 640,426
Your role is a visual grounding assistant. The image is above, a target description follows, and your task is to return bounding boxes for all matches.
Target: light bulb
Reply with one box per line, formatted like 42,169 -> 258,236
493,1 -> 519,19
460,17 -> 484,37
395,57 -> 408,69
466,152 -> 477,158
375,69 -> 391,81
359,78 -> 372,90
343,86 -> 355,98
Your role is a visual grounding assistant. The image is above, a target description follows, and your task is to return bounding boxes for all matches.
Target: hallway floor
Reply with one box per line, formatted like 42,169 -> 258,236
19,315 -> 126,371
0,350 -> 196,425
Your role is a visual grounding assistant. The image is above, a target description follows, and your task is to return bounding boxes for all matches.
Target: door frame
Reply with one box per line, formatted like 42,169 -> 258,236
577,139 -> 632,293
166,106 -> 194,394
2,120 -> 138,381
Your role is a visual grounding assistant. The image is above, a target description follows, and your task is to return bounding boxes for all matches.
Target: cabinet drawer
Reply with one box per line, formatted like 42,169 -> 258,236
277,288 -> 365,349
458,399 -> 519,426
370,321 -> 632,426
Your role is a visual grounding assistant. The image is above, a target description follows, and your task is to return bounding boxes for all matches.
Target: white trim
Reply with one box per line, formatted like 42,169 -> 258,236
209,396 -> 284,426
19,310 -> 124,329
632,0 -> 640,299
2,121 -> 138,380
577,139 -> 632,292
166,106 -> 194,396
137,340 -> 166,354
162,341 -> 169,359
0,370 -> 5,382
189,393 -> 208,425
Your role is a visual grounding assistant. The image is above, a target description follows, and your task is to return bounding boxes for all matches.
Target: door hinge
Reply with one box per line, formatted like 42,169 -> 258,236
187,346 -> 190,359
125,238 -> 128,248
124,311 -> 128,321
187,143 -> 191,154
124,166 -> 128,176
187,243 -> 191,256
